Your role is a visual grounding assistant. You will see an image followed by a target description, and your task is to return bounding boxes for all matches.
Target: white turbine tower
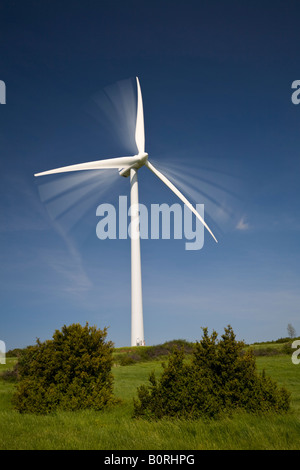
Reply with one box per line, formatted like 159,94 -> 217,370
35,77 -> 218,347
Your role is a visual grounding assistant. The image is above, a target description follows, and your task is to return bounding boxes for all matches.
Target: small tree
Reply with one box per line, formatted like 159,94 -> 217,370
287,323 -> 296,339
13,323 -> 117,414
133,325 -> 290,419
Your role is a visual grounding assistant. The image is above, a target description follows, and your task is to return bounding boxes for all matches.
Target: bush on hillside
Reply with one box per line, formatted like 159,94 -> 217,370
6,348 -> 24,358
114,339 -> 195,366
12,323 -> 117,414
133,325 -> 291,419
1,362 -> 19,382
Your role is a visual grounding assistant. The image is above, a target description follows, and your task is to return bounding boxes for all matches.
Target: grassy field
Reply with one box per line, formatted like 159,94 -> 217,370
1,344 -> 300,450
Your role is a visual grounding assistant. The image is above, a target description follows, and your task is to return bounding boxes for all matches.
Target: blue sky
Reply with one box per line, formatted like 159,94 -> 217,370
1,0 -> 300,349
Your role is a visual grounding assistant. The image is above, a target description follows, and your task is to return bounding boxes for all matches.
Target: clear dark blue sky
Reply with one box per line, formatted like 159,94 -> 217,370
1,0 -> 300,349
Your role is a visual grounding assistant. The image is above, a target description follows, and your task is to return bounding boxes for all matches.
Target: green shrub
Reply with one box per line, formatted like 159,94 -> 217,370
6,348 -> 24,358
281,342 -> 293,355
0,362 -> 19,382
120,354 -> 140,366
12,323 -> 117,414
252,347 -> 282,356
114,340 -> 195,366
133,326 -> 290,419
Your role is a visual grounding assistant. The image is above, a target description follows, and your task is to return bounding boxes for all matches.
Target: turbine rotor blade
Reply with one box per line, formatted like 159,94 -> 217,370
146,161 -> 218,243
135,77 -> 145,154
34,156 -> 138,177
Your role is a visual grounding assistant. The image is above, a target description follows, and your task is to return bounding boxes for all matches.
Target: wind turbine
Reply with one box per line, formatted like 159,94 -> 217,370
34,77 -> 218,347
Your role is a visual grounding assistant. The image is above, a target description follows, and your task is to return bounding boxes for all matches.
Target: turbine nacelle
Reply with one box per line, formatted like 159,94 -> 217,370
118,152 -> 148,177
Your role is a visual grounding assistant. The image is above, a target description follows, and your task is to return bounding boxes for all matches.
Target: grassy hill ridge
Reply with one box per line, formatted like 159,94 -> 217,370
1,336 -> 300,449
113,336 -> 300,365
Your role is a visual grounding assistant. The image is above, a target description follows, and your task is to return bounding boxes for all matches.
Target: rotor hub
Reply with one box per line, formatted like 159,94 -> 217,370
119,153 -> 148,177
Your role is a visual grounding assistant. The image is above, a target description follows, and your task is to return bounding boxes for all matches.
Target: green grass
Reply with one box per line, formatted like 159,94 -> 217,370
1,350 -> 300,450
